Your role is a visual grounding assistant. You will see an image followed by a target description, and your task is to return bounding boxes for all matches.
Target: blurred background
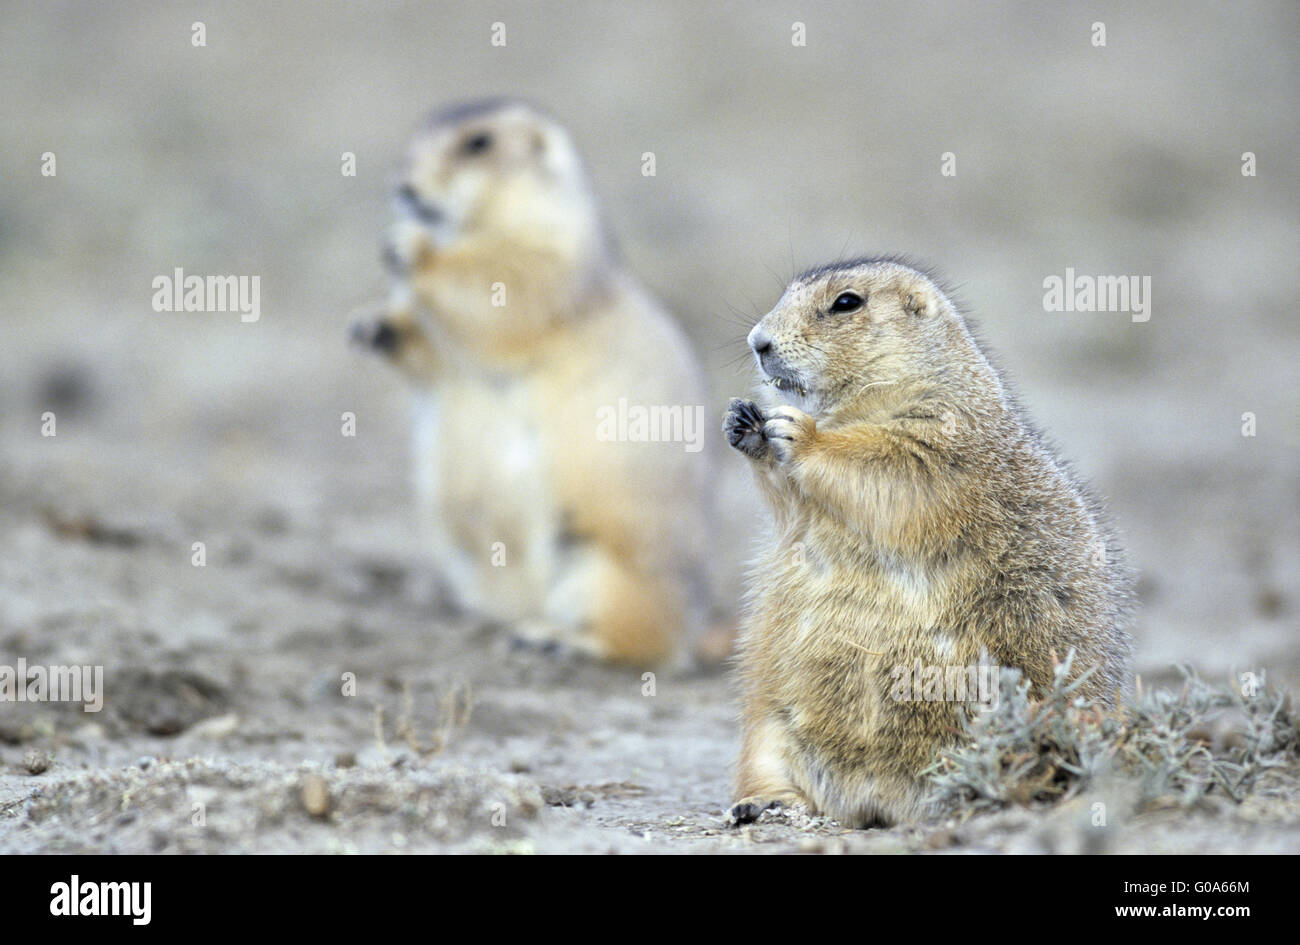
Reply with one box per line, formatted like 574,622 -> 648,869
1,1 -> 1296,747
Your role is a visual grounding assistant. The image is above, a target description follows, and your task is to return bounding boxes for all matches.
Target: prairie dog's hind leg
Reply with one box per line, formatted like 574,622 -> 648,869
524,542 -> 684,666
728,714 -> 810,825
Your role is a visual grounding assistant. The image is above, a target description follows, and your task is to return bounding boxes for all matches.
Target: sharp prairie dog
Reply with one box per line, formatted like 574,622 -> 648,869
722,257 -> 1132,826
354,99 -> 712,664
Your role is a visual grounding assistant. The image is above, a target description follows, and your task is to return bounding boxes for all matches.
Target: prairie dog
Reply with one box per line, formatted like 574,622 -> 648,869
722,257 -> 1132,826
354,99 -> 712,664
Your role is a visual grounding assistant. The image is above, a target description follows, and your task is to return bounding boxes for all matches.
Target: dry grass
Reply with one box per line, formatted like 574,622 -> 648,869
925,653 -> 1299,815
371,681 -> 473,760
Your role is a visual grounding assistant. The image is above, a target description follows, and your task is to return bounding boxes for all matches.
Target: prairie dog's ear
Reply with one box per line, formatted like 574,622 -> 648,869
901,282 -> 937,317
530,127 -> 548,156
529,122 -> 580,179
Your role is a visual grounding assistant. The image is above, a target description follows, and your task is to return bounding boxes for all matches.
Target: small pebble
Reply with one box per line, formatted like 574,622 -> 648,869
22,749 -> 51,775
190,713 -> 240,739
300,774 -> 331,818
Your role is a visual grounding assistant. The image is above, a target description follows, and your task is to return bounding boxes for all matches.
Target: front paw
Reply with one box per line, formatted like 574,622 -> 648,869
763,407 -> 816,463
724,398 -> 770,459
350,316 -> 404,355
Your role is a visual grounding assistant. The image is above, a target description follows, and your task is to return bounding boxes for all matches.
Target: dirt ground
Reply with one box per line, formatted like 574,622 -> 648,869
1,2 -> 1297,853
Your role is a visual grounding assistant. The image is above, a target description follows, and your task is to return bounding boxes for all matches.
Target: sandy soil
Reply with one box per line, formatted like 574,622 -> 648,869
1,1 -> 1297,853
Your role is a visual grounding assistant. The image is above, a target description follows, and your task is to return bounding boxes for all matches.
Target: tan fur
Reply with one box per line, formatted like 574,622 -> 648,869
356,100 -> 711,664
723,258 -> 1132,826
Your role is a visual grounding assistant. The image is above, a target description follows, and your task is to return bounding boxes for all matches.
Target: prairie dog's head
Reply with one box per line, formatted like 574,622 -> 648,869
386,99 -> 609,358
747,259 -> 964,416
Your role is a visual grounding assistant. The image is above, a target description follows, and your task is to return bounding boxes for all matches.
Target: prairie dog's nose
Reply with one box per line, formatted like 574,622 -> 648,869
748,326 -> 773,356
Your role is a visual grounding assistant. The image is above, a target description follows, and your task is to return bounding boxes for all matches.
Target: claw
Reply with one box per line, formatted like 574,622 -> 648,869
351,318 -> 401,354
725,798 -> 784,826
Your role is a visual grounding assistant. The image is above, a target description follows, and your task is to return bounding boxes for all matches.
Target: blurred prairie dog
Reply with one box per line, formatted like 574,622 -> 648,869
722,258 -> 1132,826
353,99 -> 712,665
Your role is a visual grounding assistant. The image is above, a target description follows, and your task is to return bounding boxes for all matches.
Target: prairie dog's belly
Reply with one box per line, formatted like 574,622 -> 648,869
754,532 -> 951,653
411,379 -> 554,618
747,541 -> 959,824
748,534 -> 961,744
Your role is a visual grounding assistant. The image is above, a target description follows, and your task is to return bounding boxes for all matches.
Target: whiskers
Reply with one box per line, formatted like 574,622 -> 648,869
849,376 -> 900,401
707,301 -> 762,375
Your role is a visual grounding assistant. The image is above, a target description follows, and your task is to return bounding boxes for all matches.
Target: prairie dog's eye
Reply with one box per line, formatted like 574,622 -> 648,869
461,132 -> 493,156
829,291 -> 864,314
